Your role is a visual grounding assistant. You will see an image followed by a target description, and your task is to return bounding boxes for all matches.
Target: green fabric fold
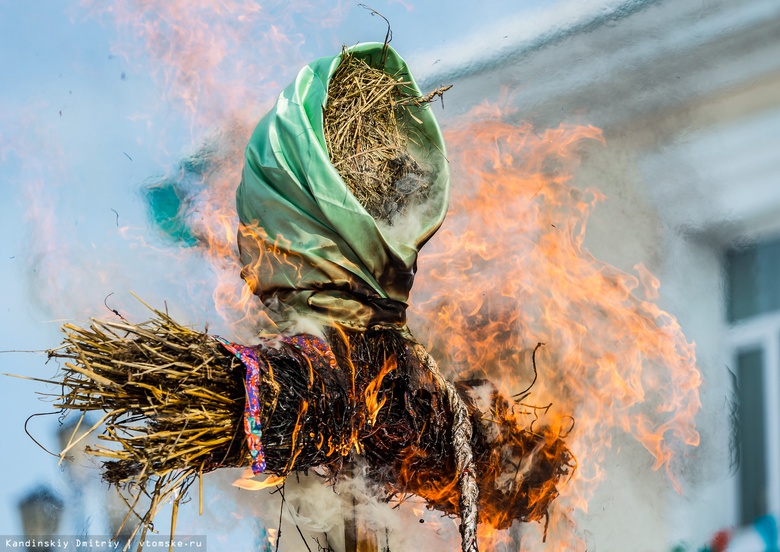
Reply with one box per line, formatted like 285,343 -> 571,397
236,43 -> 449,329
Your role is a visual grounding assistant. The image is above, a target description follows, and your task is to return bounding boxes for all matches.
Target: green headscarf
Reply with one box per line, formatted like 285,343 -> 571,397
236,43 -> 449,329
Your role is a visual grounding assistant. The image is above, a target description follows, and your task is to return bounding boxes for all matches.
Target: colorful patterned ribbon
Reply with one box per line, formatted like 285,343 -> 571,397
216,334 -> 339,475
216,337 -> 267,475
281,334 -> 339,373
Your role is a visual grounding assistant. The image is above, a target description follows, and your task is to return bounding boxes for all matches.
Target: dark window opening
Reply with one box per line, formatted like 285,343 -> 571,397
737,347 -> 767,525
727,236 -> 780,323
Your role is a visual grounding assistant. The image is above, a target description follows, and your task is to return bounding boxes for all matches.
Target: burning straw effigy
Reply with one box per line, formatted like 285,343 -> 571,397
48,43 -> 574,552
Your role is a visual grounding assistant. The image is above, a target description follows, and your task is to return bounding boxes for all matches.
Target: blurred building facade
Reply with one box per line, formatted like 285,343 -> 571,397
414,0 -> 780,549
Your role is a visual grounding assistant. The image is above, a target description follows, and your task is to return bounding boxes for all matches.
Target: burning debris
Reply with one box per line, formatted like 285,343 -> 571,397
46,43 -> 574,552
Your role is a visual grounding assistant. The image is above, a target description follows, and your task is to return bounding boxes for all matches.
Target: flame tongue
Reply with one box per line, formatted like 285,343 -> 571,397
411,109 -> 701,542
364,357 -> 397,427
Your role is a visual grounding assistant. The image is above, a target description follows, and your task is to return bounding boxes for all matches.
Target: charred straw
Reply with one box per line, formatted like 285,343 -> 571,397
51,308 -> 573,551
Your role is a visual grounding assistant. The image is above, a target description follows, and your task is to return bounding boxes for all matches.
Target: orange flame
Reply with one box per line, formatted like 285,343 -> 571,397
410,103 -> 701,547
232,469 -> 286,491
364,356 -> 398,426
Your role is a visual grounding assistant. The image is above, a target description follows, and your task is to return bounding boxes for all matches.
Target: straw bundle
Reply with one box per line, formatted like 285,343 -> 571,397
51,307 -> 573,549
53,308 -> 247,542
324,48 -> 441,221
